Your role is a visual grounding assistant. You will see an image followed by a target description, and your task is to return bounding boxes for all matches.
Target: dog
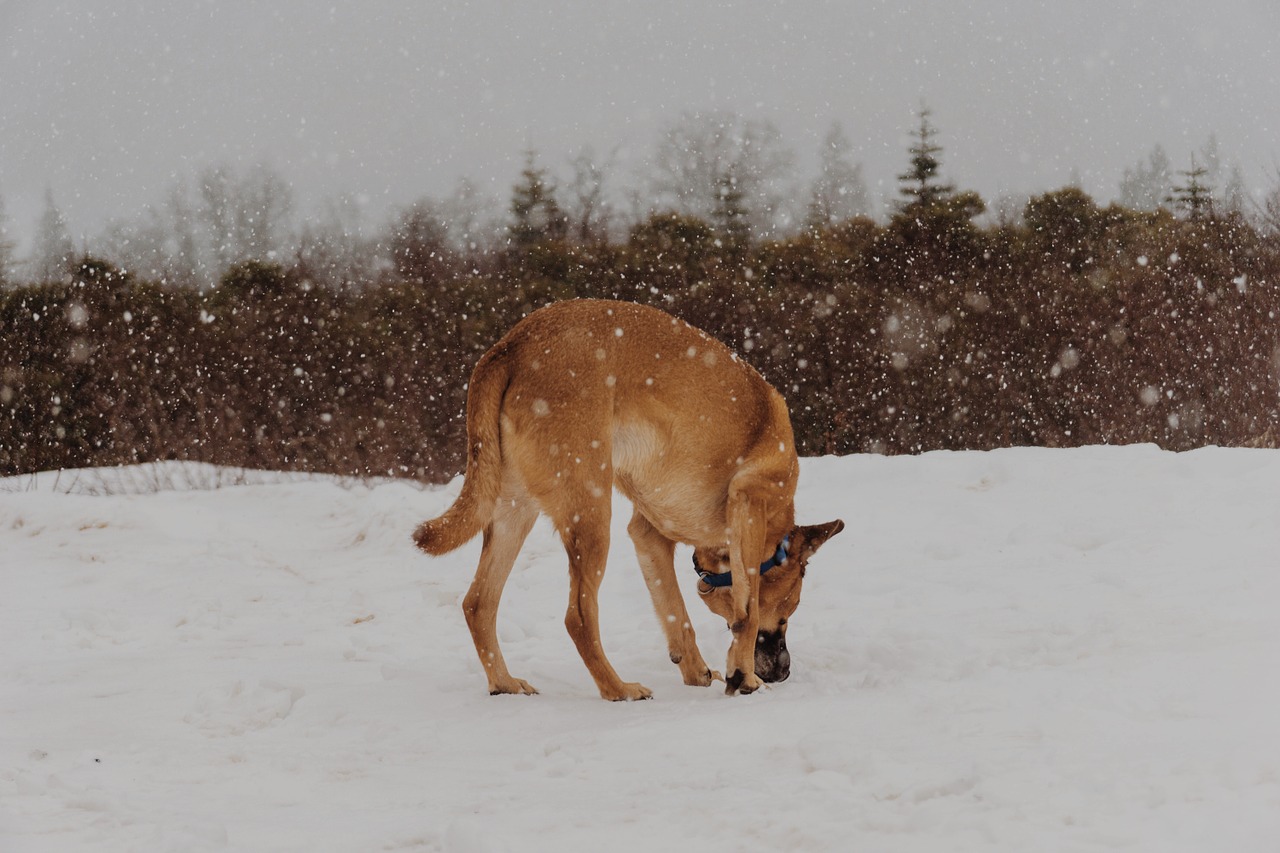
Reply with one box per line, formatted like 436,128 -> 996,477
414,299 -> 843,699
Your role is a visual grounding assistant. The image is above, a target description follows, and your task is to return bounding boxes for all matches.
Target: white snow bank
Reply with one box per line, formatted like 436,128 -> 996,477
2,446 -> 1278,851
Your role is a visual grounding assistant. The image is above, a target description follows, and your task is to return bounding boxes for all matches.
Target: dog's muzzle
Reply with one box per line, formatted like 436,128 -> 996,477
754,629 -> 790,683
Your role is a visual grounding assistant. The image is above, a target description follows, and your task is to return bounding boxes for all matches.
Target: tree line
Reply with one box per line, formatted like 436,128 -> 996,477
3,109 -> 1280,481
1,109 -> 1261,290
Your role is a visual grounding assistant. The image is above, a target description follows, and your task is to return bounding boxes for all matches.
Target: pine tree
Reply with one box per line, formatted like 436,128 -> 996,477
897,106 -> 955,212
509,151 -> 567,248
1169,154 -> 1214,220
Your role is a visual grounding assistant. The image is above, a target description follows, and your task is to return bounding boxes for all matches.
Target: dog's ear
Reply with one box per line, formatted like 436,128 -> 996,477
796,519 -> 845,561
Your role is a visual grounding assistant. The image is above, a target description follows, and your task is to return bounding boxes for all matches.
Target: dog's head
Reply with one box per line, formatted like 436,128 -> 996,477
693,519 -> 845,683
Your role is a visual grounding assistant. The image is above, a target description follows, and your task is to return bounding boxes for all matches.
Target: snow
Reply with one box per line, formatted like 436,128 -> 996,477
3,446 -> 1279,851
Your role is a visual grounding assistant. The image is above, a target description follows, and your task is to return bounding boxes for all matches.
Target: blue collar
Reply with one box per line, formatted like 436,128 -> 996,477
695,536 -> 790,588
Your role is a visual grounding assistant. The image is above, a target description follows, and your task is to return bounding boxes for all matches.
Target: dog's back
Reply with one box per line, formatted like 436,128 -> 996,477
497,299 -> 795,545
417,299 -> 797,553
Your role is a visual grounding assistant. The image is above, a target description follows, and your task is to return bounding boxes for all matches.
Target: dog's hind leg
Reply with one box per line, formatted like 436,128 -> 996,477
559,507 -> 653,701
463,493 -> 540,695
627,510 -> 719,687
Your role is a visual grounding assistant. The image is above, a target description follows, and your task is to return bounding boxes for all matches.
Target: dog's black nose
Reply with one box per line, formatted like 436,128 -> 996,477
754,630 -> 791,683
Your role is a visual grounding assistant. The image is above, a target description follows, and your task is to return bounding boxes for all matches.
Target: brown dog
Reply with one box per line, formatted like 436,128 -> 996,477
414,299 -> 843,699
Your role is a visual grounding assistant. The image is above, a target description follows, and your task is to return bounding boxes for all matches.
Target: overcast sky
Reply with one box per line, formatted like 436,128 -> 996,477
2,0 -> 1278,253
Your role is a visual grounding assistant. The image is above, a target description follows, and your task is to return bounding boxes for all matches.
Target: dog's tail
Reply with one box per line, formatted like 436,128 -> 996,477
412,344 -> 510,555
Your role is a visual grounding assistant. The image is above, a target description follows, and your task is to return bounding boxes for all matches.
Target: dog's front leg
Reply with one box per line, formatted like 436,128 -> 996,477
627,510 -> 719,687
724,571 -> 764,696
724,489 -> 768,696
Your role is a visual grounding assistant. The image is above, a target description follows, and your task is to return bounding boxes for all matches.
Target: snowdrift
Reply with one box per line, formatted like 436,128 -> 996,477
3,446 -> 1279,851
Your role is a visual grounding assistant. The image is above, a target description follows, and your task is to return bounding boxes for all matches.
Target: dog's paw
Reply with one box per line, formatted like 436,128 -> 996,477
724,669 -> 764,696
489,677 -> 539,696
604,682 -> 653,702
680,666 -> 721,687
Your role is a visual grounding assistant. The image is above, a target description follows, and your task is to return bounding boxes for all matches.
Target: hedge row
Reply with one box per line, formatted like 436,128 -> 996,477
4,190 -> 1279,482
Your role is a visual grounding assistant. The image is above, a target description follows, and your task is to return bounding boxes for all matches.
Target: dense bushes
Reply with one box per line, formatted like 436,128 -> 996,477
4,190 -> 1280,482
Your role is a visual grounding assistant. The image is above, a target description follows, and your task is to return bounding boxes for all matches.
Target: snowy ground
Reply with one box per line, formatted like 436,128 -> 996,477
3,446 -> 1279,852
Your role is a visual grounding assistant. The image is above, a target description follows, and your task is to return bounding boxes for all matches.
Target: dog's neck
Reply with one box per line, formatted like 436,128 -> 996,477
694,536 -> 790,589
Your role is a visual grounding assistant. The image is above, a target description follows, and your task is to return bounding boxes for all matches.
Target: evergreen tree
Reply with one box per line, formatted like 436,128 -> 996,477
509,151 -> 567,248
1169,154 -> 1214,220
31,188 -> 76,282
897,106 -> 955,212
885,106 -> 986,283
